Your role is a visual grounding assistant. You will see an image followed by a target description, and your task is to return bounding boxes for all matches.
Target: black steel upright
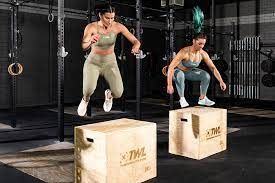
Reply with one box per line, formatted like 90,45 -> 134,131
230,22 -> 236,103
48,0 -> 54,104
87,0 -> 95,22
57,0 -> 65,142
120,35 -> 126,111
255,0 -> 259,36
210,0 -> 216,99
136,0 -> 142,119
236,0 -> 240,40
166,2 -> 174,110
10,0 -> 19,128
86,0 -> 95,117
256,36 -> 260,99
211,0 -> 216,52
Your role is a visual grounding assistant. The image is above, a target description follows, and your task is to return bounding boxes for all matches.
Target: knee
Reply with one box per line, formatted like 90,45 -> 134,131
111,86 -> 124,98
202,71 -> 211,83
175,71 -> 185,83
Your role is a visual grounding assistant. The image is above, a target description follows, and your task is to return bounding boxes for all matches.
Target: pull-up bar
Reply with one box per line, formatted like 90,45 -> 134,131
111,1 -> 167,13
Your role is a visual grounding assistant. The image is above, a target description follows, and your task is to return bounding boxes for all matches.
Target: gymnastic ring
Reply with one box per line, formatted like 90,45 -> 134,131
130,28 -> 135,35
48,13 -> 54,23
8,63 -> 23,76
162,65 -> 168,76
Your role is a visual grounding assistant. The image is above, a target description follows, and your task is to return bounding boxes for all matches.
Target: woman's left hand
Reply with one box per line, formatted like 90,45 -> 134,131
131,46 -> 140,55
220,82 -> 227,91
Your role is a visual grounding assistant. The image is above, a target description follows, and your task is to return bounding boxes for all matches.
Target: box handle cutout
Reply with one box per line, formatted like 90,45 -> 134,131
180,118 -> 188,122
86,138 -> 94,143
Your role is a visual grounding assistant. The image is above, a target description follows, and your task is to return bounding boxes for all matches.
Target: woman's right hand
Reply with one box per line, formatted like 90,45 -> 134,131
167,85 -> 174,94
90,33 -> 100,43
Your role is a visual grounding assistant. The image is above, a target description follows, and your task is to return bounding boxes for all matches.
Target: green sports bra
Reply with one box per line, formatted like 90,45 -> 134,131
93,22 -> 117,50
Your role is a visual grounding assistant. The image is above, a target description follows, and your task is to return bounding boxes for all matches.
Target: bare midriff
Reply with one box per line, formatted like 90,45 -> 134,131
92,46 -> 115,55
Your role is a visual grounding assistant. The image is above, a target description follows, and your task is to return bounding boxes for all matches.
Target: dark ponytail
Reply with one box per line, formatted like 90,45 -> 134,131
96,3 -> 115,16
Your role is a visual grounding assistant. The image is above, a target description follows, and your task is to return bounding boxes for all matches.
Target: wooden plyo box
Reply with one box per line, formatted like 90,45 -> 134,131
169,106 -> 227,160
74,118 -> 157,183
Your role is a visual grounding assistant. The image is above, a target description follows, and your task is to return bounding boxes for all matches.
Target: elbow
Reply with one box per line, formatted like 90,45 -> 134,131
167,66 -> 175,76
82,44 -> 90,51
211,67 -> 217,73
82,46 -> 87,51
168,65 -> 175,71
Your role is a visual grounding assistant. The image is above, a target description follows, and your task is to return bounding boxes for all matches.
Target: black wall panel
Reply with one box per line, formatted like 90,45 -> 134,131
0,10 -> 10,108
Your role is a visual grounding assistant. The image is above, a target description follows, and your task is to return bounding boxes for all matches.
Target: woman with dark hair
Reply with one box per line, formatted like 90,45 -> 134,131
166,33 -> 226,107
77,4 -> 141,116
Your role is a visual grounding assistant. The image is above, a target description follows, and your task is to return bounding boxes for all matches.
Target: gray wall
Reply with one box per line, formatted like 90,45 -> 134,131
0,2 -> 87,109
0,10 -> 10,108
0,1 -> 167,109
1,0 -> 275,109
214,0 -> 275,101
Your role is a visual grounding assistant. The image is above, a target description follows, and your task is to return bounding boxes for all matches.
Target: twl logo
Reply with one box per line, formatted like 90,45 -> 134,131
206,126 -> 221,139
120,147 -> 147,166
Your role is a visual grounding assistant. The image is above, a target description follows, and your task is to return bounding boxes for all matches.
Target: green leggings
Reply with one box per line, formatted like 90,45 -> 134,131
82,52 -> 123,101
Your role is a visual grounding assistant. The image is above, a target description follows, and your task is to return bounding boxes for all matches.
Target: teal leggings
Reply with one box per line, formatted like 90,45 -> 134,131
82,52 -> 123,101
173,68 -> 210,97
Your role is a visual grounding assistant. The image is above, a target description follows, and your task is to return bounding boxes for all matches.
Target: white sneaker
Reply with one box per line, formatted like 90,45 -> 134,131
77,98 -> 89,116
198,96 -> 215,106
103,89 -> 113,112
179,97 -> 189,108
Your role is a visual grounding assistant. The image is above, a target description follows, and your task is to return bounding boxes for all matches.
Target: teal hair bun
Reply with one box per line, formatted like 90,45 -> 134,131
193,6 -> 204,33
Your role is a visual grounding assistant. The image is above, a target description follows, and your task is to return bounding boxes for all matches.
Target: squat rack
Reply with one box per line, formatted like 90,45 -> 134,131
6,0 -> 175,141
57,0 -> 67,142
9,0 -> 20,128
55,0 -> 144,141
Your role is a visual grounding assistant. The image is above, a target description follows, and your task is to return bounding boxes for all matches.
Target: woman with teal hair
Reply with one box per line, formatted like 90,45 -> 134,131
193,6 -> 204,34
166,6 -> 226,107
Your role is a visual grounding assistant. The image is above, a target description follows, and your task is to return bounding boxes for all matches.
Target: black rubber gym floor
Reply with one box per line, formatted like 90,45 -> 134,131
0,99 -> 275,183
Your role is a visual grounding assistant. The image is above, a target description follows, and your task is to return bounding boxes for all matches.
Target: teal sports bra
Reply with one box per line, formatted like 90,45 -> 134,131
181,60 -> 201,68
181,47 -> 202,68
